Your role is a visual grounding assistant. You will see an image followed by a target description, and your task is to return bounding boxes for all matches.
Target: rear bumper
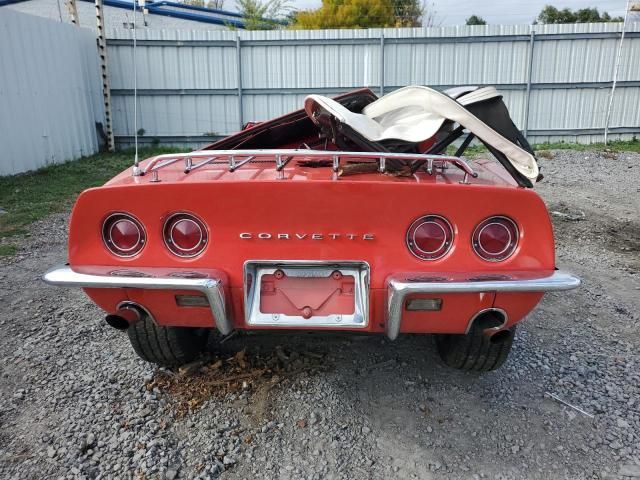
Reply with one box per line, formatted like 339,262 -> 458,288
43,265 -> 579,340
386,270 -> 581,340
42,265 -> 232,335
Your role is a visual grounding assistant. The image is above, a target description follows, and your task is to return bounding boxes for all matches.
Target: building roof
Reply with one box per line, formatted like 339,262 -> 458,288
0,0 -> 248,28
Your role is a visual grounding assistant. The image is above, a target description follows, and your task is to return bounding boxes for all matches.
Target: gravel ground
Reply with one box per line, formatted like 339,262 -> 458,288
0,149 -> 639,480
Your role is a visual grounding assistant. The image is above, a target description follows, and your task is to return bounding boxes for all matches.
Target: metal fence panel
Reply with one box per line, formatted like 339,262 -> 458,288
106,22 -> 640,148
0,10 -> 104,175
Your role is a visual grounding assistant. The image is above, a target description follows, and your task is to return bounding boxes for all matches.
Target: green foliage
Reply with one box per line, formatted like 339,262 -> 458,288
465,14 -> 486,25
0,244 -> 17,257
536,5 -> 623,24
293,0 -> 395,29
237,0 -> 291,29
0,147 -> 180,240
391,0 -> 424,27
532,140 -> 640,152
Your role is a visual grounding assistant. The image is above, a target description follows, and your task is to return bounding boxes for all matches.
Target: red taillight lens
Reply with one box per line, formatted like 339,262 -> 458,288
472,216 -> 519,261
163,213 -> 208,257
103,213 -> 145,257
407,215 -> 453,260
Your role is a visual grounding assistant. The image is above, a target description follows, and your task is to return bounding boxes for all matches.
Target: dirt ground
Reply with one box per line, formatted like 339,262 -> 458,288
0,149 -> 639,479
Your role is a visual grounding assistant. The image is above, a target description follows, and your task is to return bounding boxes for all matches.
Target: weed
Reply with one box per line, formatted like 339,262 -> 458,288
0,244 -> 17,256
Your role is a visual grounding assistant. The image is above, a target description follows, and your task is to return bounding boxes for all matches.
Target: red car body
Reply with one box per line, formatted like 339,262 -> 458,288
44,87 -> 579,370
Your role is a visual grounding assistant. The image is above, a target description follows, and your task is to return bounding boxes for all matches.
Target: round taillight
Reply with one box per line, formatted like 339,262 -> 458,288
163,213 -> 208,257
407,215 -> 453,260
472,216 -> 519,262
102,213 -> 145,257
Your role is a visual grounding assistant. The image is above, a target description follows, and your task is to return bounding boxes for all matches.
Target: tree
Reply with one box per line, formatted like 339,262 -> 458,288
293,0 -> 396,29
536,5 -> 623,24
237,0 -> 291,29
465,14 -> 486,25
392,0 -> 423,27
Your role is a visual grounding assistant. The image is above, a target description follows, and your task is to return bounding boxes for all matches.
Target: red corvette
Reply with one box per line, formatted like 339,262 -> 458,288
44,86 -> 580,371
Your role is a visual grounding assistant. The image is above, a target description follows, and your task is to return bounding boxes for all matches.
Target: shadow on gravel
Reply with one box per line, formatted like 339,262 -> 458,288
148,331 -> 500,423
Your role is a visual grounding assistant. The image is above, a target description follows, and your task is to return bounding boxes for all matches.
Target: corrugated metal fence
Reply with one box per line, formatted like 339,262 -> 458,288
0,10 -> 104,175
1,15 -> 639,175
108,22 -> 640,148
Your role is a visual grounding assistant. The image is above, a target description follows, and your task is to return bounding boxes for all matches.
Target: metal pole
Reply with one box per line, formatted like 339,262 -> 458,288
66,0 -> 78,24
133,0 -> 139,170
379,32 -> 385,97
236,35 -> 244,131
95,0 -> 115,152
604,0 -> 631,145
523,29 -> 535,138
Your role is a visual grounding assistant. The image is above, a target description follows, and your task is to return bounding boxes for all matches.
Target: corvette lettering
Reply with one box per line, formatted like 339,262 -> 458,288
240,233 -> 375,240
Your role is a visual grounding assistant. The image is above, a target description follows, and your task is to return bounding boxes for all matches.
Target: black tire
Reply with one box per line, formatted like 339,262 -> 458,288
435,325 -> 516,372
127,314 -> 210,368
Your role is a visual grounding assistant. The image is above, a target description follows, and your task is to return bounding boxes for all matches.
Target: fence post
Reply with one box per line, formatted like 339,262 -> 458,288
523,29 -> 535,138
95,0 -> 115,151
236,35 -> 244,131
66,0 -> 78,25
379,32 -> 385,96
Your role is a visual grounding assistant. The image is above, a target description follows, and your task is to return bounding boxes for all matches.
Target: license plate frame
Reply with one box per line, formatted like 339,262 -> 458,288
244,261 -> 370,328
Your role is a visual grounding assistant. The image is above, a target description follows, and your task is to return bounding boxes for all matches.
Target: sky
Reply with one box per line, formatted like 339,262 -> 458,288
229,0 -> 631,25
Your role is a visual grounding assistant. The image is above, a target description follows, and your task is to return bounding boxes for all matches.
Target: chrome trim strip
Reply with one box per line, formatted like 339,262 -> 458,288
42,265 -> 232,335
386,270 -> 581,340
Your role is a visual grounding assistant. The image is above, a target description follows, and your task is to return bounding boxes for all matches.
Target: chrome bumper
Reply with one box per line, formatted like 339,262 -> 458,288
386,270 -> 581,340
42,265 -> 232,335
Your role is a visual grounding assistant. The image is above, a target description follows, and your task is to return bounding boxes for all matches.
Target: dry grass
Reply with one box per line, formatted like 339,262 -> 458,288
536,150 -> 554,159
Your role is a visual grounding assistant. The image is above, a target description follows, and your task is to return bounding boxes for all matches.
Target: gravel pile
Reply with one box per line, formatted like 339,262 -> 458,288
1,149 -> 639,479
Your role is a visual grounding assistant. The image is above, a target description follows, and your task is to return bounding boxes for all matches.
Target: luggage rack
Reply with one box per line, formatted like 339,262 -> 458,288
135,149 -> 478,183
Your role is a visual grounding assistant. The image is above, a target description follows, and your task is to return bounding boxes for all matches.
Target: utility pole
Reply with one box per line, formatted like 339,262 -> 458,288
96,0 -> 115,151
604,0 -> 632,145
65,0 -> 78,24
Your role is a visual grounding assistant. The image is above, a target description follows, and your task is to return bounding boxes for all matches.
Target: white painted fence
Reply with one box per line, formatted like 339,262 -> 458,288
0,9 -> 104,175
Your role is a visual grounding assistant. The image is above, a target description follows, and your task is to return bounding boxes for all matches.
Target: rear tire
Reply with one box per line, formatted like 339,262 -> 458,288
435,325 -> 516,372
127,314 -> 210,368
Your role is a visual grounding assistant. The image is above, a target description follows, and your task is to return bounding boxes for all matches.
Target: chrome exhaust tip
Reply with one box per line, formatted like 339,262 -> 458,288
105,302 -> 144,330
466,308 -> 508,337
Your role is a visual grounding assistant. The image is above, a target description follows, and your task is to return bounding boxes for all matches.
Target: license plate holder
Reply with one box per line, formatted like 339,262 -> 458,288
244,261 -> 369,328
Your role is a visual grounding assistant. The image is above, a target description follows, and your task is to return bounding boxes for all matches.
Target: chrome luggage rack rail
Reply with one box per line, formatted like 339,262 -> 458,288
135,149 -> 478,183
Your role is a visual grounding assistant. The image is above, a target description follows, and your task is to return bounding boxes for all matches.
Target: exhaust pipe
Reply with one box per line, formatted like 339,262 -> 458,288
467,308 -> 509,338
469,309 -> 514,344
105,303 -> 144,330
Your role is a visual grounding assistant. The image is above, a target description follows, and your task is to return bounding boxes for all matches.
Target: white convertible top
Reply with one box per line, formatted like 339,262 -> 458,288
304,85 -> 539,184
